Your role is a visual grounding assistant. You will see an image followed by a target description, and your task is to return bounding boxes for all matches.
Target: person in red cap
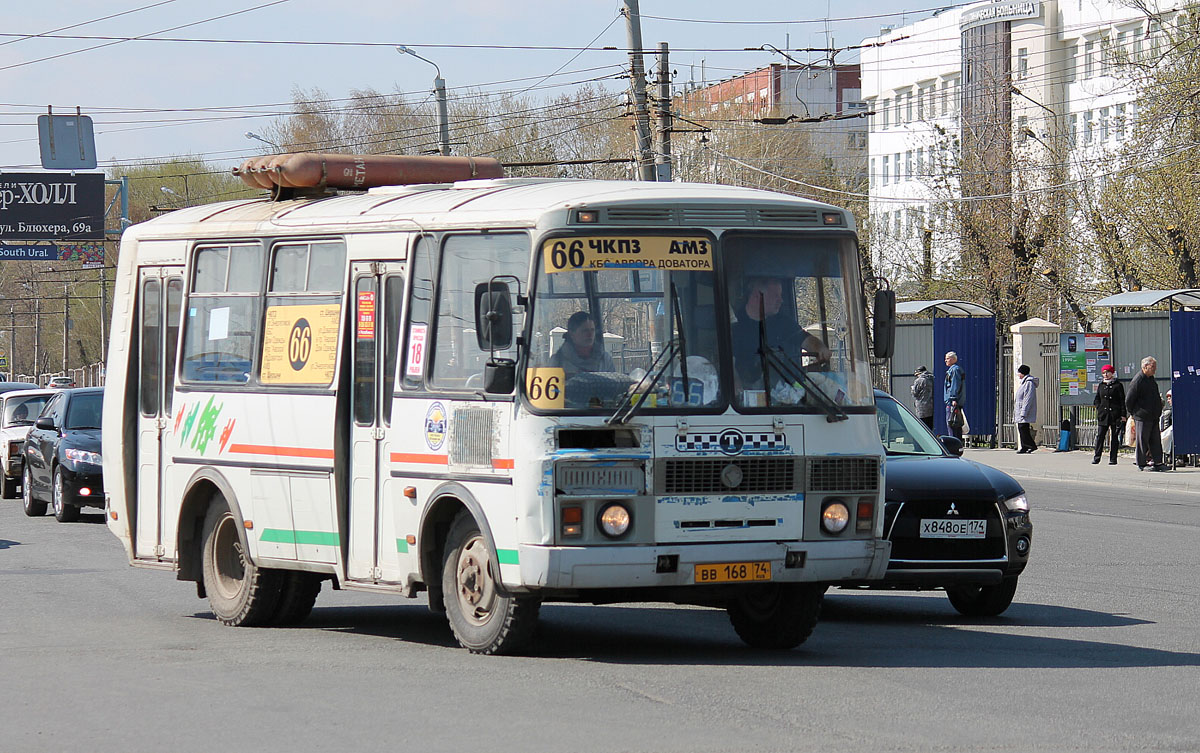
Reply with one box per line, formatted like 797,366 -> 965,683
1092,363 -> 1126,464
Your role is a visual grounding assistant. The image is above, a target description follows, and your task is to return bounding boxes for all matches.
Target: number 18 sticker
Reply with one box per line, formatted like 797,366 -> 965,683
526,367 -> 564,409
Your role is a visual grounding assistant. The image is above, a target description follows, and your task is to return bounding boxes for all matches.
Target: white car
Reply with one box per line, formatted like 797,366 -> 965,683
0,389 -> 55,498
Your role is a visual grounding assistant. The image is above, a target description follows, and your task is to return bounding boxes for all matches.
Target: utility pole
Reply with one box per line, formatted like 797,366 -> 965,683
655,42 -> 673,183
34,298 -> 40,382
434,77 -> 451,156
622,0 -> 656,181
62,283 -> 69,372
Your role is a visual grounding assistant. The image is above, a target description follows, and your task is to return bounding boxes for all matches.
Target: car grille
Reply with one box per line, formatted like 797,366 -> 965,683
886,499 -> 1006,561
807,456 -> 879,492
659,457 -> 798,494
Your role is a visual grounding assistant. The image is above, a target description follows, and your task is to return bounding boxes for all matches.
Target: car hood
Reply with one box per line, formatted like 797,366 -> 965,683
60,428 -> 102,453
884,455 -> 1023,503
0,426 -> 32,442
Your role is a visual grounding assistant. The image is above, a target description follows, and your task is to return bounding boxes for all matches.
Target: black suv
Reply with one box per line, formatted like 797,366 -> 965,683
22,387 -> 104,522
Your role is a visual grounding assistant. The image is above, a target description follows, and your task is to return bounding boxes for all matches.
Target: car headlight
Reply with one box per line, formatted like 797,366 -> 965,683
65,448 -> 103,465
821,500 -> 850,534
597,502 -> 632,538
1003,493 -> 1029,512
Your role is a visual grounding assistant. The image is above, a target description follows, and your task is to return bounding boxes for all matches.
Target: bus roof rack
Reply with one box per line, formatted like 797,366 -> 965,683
232,153 -> 505,199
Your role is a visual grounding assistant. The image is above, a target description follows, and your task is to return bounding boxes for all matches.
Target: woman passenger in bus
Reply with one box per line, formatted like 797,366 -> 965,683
550,311 -> 616,377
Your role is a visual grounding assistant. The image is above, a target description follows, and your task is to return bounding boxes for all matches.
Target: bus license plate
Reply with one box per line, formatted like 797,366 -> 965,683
694,561 -> 772,583
920,519 -> 986,538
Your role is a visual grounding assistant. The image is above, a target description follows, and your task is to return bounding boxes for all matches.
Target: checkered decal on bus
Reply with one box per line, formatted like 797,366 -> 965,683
675,432 -> 785,452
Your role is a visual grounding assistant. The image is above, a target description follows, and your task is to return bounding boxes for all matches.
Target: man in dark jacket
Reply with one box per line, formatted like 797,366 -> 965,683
1092,364 -> 1125,465
1125,356 -> 1165,471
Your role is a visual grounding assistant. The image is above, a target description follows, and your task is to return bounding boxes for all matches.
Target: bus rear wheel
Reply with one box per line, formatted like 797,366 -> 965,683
441,511 -> 539,655
201,501 -> 282,626
727,583 -> 824,649
268,571 -> 323,626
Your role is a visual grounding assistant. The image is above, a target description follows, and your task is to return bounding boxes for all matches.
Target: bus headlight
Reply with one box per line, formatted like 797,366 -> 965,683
821,500 -> 850,534
597,503 -> 632,539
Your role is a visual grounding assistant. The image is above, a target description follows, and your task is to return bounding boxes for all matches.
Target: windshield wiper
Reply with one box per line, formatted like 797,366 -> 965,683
670,280 -> 689,403
761,345 -> 848,422
606,338 -> 679,425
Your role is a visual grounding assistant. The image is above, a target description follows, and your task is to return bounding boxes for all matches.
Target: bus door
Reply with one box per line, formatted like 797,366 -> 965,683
346,262 -> 407,583
134,267 -> 184,561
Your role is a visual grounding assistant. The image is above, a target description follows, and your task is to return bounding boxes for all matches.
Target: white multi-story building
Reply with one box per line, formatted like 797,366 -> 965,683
860,0 -> 1190,277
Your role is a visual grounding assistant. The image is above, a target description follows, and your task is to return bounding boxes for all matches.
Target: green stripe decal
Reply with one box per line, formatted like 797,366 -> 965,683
260,529 -> 340,546
497,548 -> 519,565
396,538 -> 409,553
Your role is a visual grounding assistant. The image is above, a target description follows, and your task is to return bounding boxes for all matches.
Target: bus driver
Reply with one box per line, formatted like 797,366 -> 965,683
731,276 -> 831,390
550,311 -> 616,377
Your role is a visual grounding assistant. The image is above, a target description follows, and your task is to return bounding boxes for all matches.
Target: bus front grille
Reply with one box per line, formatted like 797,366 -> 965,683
807,456 -> 879,492
658,457 -> 798,495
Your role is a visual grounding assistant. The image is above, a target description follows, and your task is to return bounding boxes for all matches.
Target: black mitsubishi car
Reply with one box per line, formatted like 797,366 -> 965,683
22,387 -> 104,523
841,390 -> 1033,616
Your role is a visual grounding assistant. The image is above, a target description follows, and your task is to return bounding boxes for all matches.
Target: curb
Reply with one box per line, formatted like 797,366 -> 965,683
963,449 -> 1200,493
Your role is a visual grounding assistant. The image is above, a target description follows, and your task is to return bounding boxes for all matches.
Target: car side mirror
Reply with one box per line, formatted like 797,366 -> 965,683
873,288 -> 896,359
483,358 -> 516,395
35,416 -> 56,431
475,280 -> 514,351
939,435 -> 964,456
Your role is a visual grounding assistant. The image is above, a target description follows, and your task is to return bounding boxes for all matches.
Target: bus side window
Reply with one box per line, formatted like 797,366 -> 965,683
260,240 -> 347,388
402,236 -> 436,390
181,244 -> 263,384
430,233 -> 528,391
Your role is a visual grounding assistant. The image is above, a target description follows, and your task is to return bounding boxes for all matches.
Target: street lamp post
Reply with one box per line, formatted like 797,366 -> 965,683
245,131 -> 281,151
397,45 -> 451,156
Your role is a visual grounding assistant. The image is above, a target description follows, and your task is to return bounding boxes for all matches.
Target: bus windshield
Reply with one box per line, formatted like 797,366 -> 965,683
723,232 -> 873,411
527,234 -> 722,413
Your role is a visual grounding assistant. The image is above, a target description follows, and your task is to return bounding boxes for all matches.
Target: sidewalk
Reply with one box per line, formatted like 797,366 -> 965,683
965,447 -> 1200,492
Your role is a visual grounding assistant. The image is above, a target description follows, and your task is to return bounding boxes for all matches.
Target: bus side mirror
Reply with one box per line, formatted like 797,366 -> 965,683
873,289 -> 896,359
475,281 -> 514,351
484,358 -> 516,395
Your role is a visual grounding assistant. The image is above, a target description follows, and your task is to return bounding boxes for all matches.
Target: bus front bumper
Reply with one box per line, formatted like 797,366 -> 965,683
514,539 -> 891,590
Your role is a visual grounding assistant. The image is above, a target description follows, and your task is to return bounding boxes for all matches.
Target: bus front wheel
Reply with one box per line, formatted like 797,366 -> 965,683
441,510 -> 539,655
201,501 -> 283,627
727,583 -> 824,649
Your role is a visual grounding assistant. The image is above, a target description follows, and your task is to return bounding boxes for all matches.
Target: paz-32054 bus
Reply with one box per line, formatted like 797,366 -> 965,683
104,153 -> 894,654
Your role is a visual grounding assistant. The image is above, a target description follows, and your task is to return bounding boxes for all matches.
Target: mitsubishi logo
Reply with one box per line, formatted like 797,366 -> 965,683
946,503 -> 960,516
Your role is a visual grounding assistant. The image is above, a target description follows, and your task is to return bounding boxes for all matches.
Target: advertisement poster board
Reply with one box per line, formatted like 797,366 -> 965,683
1059,332 -> 1112,405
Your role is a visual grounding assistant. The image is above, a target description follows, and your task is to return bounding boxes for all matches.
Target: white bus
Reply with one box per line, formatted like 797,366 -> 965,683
104,154 -> 895,654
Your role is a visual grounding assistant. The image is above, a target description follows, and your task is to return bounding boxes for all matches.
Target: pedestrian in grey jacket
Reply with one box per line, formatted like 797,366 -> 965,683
1014,365 -> 1039,453
911,366 -> 935,429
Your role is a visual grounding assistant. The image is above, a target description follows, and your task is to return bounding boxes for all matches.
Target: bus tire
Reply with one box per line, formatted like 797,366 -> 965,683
268,571 -> 323,626
727,583 -> 824,649
946,576 -> 1019,617
22,467 -> 46,517
201,501 -> 283,627
441,510 -> 539,655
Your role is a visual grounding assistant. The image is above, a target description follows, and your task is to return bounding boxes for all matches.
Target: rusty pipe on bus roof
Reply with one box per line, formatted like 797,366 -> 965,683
232,153 -> 504,191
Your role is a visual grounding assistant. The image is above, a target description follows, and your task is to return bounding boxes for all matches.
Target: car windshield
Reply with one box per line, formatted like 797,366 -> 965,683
527,234 -> 722,413
876,394 -> 946,456
4,395 -> 49,427
722,232 -> 874,412
65,392 -> 103,429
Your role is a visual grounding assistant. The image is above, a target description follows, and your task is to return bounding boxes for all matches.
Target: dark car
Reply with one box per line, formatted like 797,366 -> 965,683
21,387 -> 104,523
842,390 -> 1033,616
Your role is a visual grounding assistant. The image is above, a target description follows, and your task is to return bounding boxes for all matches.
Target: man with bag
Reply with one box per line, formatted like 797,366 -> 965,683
1125,356 -> 1166,471
1092,364 -> 1125,465
944,351 -> 966,441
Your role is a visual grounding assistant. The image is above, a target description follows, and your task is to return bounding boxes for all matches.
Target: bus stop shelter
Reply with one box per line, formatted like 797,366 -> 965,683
890,300 -> 997,440
1093,289 -> 1200,456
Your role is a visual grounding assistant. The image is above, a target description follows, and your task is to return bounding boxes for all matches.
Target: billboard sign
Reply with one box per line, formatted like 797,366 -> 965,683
0,242 -> 104,264
1059,332 -> 1112,405
0,173 -> 105,241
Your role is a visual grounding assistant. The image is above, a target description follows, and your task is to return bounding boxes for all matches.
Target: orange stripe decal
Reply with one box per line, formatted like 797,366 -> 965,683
228,444 -> 335,459
492,458 -> 515,469
391,452 -> 450,465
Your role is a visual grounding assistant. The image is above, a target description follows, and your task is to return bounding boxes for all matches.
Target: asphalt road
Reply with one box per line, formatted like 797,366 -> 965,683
2,474 -> 1197,753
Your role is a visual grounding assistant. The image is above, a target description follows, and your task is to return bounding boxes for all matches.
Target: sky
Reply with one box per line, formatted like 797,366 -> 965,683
0,0 -> 955,172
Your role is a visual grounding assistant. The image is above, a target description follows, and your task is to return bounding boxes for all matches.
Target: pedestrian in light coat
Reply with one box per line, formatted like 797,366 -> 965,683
1125,356 -> 1165,471
1014,364 -> 1039,453
911,366 -> 935,429
1092,364 -> 1125,465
